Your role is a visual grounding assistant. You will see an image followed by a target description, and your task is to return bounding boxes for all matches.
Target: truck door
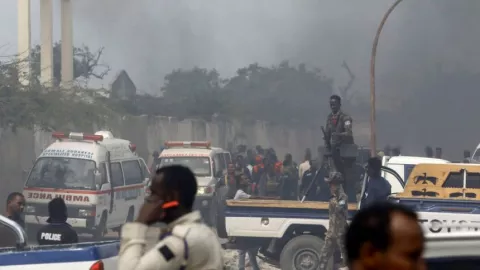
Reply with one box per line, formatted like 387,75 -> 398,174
358,166 -> 404,209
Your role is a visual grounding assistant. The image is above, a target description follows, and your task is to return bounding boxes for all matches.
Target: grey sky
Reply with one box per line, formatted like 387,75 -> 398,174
2,0 -> 480,96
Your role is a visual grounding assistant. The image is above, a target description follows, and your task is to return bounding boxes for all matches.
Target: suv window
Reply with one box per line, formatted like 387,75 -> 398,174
122,160 -> 143,185
111,162 -> 124,187
443,172 -> 480,188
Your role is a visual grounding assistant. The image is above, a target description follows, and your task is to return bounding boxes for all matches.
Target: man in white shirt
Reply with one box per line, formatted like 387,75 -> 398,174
298,148 -> 312,183
118,165 -> 224,270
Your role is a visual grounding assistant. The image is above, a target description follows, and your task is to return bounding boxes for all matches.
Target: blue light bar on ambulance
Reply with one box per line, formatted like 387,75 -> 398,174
164,141 -> 211,149
52,132 -> 104,142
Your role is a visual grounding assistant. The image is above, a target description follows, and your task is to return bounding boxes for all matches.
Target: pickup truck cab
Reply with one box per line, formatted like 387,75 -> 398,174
381,155 -> 449,194
221,163 -> 480,269
0,215 -> 119,270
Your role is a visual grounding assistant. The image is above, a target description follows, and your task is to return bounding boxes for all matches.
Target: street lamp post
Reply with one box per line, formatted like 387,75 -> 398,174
370,0 -> 404,157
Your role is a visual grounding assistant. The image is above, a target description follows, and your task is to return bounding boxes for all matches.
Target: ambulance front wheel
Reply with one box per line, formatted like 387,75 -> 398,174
93,212 -> 107,240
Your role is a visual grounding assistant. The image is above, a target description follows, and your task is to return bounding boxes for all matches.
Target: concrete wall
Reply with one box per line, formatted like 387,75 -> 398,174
0,115 -> 372,210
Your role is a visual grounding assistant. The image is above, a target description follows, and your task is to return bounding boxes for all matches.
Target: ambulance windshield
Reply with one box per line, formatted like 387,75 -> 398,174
159,157 -> 211,177
26,157 -> 96,190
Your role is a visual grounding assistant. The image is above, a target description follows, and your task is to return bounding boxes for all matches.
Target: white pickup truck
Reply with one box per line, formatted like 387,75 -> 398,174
220,162 -> 480,269
0,215 -> 118,270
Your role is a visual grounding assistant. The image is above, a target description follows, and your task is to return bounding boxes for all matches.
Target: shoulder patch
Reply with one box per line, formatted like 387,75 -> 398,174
159,245 -> 175,261
344,120 -> 351,126
338,200 -> 346,206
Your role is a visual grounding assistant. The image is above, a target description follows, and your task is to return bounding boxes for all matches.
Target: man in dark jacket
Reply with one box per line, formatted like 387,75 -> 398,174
360,157 -> 391,209
37,198 -> 78,245
0,192 -> 26,248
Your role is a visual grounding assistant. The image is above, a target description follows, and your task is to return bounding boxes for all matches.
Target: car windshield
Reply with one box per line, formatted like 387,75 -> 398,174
159,157 -> 211,177
25,157 -> 96,190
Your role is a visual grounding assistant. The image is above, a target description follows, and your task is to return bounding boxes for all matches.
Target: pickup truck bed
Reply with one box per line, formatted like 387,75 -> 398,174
0,241 -> 119,270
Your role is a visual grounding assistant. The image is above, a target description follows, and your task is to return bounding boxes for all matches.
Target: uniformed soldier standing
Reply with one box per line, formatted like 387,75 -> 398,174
318,172 -> 349,270
324,95 -> 356,200
118,165 -> 224,270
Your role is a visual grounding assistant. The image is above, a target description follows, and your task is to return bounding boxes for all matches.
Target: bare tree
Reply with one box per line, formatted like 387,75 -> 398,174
338,61 -> 355,103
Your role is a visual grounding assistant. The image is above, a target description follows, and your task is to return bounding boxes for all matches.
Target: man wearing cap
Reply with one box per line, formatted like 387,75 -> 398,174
318,172 -> 349,270
37,198 -> 78,245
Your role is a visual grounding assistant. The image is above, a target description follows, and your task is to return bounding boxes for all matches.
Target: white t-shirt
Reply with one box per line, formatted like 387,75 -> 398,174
234,189 -> 251,200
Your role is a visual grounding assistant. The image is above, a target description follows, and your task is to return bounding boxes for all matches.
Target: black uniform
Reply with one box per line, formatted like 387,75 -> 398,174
37,222 -> 78,245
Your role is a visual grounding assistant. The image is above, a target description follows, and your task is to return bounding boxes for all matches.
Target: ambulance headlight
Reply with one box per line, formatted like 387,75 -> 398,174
25,205 -> 35,214
78,209 -> 95,217
197,186 -> 213,195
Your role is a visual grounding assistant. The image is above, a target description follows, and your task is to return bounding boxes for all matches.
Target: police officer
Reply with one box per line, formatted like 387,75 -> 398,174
324,94 -> 356,200
318,172 -> 349,270
118,165 -> 224,270
37,198 -> 78,245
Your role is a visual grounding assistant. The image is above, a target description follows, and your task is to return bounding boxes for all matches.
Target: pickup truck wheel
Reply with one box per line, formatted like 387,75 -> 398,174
280,235 -> 325,270
215,186 -> 228,238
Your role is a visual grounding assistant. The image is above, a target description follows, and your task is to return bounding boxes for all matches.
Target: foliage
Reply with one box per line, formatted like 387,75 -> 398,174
0,58 -> 115,132
150,62 -> 337,124
30,42 -> 110,86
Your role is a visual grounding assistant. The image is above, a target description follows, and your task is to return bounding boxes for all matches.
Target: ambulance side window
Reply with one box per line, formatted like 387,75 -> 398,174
111,162 -> 125,187
98,163 -> 107,184
123,160 -> 143,185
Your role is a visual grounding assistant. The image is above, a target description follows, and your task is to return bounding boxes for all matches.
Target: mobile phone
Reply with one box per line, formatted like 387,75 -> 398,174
162,201 -> 179,209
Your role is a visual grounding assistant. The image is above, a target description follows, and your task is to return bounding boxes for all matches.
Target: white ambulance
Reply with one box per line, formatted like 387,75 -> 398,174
158,141 -> 231,226
23,131 -> 150,239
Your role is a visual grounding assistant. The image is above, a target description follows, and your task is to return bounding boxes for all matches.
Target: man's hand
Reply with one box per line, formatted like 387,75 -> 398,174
136,197 -> 164,225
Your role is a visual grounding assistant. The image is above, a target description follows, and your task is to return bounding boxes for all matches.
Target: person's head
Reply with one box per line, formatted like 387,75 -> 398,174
367,157 -> 382,177
464,150 -> 471,159
304,148 -> 312,162
255,145 -> 264,155
6,192 -> 25,217
384,145 -> 391,156
435,147 -> 442,158
346,202 -> 425,270
47,198 -> 67,223
326,172 -> 343,195
152,151 -> 160,158
283,153 -> 293,166
424,146 -> 433,157
149,165 -> 197,223
330,95 -> 342,113
392,147 -> 401,156
235,155 -> 244,168
309,159 -> 318,171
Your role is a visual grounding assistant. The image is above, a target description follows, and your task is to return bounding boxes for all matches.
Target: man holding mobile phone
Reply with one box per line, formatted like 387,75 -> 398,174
118,165 -> 224,270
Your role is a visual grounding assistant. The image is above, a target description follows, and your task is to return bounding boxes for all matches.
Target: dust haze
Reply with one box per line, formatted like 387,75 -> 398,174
72,0 -> 480,157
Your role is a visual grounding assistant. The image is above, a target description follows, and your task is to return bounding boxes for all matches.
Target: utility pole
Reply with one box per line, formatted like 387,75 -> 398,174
370,0 -> 404,157
40,0 -> 54,87
17,0 -> 31,86
61,0 -> 74,88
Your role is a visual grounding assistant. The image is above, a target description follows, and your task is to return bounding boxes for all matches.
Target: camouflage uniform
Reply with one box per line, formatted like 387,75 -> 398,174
324,111 -> 355,201
318,172 -> 348,270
